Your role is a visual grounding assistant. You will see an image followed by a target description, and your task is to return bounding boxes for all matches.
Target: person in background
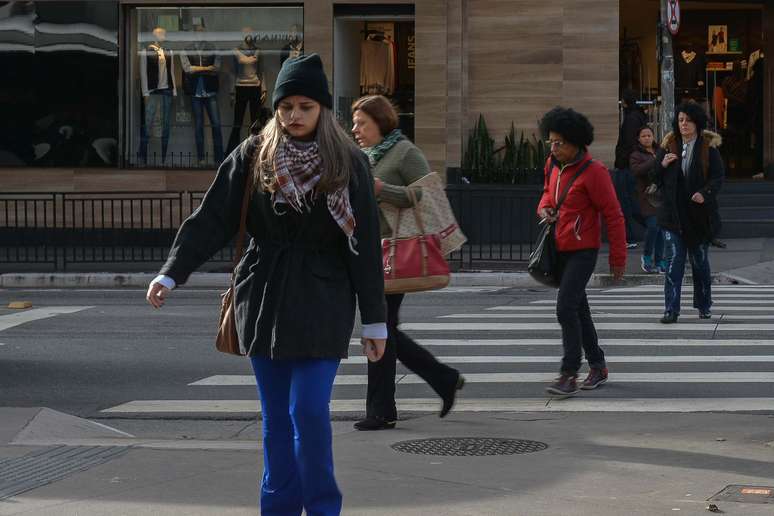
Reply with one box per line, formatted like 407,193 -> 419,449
614,89 -> 648,248
351,94 -> 464,430
654,101 -> 724,324
537,107 -> 627,396
629,125 -> 666,273
147,54 -> 387,515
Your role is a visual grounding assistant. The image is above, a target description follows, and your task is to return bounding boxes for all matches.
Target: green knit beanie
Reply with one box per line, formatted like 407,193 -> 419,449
272,53 -> 332,110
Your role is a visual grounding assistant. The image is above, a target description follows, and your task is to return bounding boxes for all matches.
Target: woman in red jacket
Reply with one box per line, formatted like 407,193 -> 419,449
537,107 -> 627,396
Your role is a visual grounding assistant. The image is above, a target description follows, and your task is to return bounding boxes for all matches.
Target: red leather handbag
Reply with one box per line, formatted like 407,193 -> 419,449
383,189 -> 450,294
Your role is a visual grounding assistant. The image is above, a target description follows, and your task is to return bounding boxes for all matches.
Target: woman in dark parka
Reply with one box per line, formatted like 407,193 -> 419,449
653,101 -> 724,324
146,54 -> 387,515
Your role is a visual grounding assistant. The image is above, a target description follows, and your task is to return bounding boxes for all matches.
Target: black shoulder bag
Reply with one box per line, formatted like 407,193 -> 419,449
527,160 -> 592,288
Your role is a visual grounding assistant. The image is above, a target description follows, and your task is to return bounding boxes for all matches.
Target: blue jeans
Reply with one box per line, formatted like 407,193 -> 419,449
643,216 -> 664,262
663,230 -> 712,314
250,357 -> 342,516
191,95 -> 224,163
139,89 -> 173,163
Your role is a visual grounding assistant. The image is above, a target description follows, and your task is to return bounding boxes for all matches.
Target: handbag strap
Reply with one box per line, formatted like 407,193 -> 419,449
554,159 -> 593,212
232,139 -> 259,272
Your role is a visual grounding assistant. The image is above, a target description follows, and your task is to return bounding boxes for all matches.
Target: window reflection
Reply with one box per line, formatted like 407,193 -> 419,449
0,1 -> 118,167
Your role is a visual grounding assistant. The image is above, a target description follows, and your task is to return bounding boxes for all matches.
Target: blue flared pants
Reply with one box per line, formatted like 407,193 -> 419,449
250,357 -> 342,516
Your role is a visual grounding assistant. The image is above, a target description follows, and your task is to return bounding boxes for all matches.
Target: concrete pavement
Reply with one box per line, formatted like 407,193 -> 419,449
1,407 -> 773,515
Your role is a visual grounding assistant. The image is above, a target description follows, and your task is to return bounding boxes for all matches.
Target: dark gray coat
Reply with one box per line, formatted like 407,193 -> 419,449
159,136 -> 387,359
654,131 -> 724,247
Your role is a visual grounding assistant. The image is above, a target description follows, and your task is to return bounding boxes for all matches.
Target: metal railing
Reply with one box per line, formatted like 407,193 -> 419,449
0,192 -> 234,270
1,181 -> 543,271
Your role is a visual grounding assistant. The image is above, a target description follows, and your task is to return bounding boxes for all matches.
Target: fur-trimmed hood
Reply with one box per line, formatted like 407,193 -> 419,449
661,130 -> 722,150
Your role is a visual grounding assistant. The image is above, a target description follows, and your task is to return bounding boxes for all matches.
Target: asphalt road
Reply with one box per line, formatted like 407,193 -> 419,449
1,284 -> 773,421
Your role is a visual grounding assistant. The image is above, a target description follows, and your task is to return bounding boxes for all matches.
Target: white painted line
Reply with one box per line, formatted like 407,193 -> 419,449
348,338 -> 774,347
486,305 -> 773,312
339,355 -> 774,364
400,322 -> 774,331
431,287 -> 506,293
605,286 -> 774,293
440,313 -> 774,320
189,372 -> 774,386
589,294 -> 774,299
0,306 -> 93,331
101,398 -> 774,414
533,299 -> 774,305
12,438 -> 261,451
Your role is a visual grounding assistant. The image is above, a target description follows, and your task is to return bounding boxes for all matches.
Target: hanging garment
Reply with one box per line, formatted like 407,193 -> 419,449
360,39 -> 394,95
713,86 -> 726,130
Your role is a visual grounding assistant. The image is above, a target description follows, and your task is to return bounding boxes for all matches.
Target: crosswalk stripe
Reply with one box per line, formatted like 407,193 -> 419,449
340,355 -> 774,364
605,286 -> 774,293
399,322 -> 774,331
0,306 -> 93,332
533,299 -> 774,305
588,294 -> 774,299
189,372 -> 774,386
486,305 -> 773,312
100,398 -> 774,414
347,338 -> 774,347
440,313 -> 774,320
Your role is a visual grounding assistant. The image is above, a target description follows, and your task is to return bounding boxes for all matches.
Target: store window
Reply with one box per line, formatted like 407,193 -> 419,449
127,6 -> 303,169
0,1 -> 119,167
333,5 -> 415,141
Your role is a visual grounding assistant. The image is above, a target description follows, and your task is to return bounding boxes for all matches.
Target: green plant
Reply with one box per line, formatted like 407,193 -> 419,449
462,116 -> 548,184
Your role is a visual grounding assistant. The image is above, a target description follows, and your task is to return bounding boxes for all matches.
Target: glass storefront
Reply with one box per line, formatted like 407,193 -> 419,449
0,1 -> 119,167
126,6 -> 303,168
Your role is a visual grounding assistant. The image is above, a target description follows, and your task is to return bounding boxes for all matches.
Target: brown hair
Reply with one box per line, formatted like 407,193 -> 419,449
351,95 -> 399,137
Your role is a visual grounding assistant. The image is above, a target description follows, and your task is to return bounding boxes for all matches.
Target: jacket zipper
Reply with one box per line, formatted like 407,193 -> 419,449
573,215 -> 582,240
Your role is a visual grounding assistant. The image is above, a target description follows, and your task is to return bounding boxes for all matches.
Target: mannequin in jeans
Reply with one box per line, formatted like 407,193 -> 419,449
180,20 -> 223,166
139,27 -> 177,166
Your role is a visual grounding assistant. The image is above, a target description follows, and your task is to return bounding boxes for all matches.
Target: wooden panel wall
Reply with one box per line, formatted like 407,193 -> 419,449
461,0 -> 620,167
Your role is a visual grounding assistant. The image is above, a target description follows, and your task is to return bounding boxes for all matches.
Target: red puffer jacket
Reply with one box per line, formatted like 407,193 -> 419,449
537,152 -> 627,268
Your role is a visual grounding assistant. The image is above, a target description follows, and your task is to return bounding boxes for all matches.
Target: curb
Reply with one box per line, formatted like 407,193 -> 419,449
0,271 -> 741,289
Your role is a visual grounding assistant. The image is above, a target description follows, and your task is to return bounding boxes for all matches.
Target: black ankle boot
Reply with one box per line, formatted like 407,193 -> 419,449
440,373 -> 466,418
353,416 -> 396,431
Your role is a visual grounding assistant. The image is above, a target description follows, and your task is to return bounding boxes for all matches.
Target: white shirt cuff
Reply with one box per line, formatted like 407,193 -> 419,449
362,322 -> 388,340
152,274 -> 176,290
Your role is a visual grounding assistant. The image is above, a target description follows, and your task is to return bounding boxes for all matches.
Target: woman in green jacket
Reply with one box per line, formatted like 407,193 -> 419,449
351,95 -> 464,431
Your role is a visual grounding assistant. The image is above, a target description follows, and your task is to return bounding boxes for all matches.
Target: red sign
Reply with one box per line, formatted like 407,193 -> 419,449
667,0 -> 680,35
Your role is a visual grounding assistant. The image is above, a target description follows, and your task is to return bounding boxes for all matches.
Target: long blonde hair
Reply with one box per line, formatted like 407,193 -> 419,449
255,107 -> 360,193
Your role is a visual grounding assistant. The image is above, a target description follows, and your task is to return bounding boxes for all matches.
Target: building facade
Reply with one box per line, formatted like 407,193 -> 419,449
1,1 -> 770,193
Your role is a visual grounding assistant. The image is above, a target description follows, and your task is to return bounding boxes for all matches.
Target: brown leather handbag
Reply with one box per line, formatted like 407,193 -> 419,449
216,144 -> 256,356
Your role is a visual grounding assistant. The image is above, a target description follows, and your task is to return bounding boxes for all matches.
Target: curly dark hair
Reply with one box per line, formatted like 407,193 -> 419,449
672,101 -> 708,136
539,107 -> 595,149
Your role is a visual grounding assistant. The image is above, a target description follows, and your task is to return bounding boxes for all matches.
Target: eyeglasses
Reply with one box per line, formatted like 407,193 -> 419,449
546,140 -> 565,149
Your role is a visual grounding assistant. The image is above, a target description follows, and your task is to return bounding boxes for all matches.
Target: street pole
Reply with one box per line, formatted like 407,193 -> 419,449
659,0 -> 675,140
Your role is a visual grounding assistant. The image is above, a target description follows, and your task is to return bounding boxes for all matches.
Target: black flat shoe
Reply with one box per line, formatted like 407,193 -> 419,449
353,417 -> 396,431
699,311 -> 712,319
660,311 -> 679,324
440,374 -> 466,418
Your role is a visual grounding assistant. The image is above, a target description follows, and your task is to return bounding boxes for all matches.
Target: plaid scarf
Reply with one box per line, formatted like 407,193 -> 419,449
273,138 -> 358,253
362,129 -> 405,166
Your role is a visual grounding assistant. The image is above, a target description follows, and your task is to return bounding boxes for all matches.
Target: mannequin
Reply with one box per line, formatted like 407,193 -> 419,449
226,26 -> 268,154
139,26 -> 176,165
280,24 -> 303,65
180,19 -> 223,165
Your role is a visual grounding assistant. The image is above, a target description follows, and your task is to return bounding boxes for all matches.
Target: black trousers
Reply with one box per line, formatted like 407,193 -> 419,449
366,293 -> 459,420
555,249 -> 606,375
226,86 -> 262,155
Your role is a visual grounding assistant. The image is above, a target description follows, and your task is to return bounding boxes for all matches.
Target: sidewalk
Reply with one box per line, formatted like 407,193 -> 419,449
1,237 -> 772,289
1,407 -> 773,515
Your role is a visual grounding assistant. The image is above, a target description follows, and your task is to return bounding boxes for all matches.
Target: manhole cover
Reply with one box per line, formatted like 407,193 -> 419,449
0,446 -> 128,501
391,437 -> 548,456
710,485 -> 774,505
